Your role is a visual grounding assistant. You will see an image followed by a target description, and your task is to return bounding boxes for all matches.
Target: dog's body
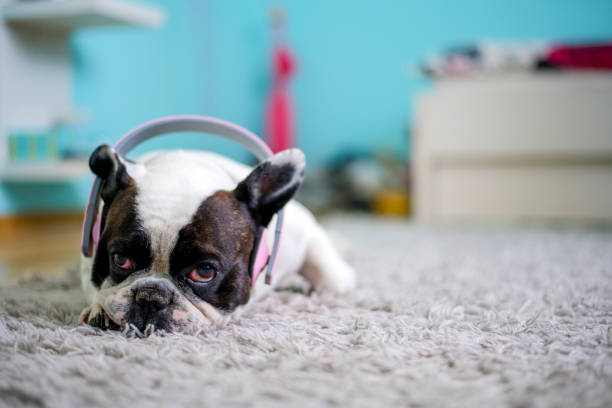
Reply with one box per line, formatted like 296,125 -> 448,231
80,147 -> 356,334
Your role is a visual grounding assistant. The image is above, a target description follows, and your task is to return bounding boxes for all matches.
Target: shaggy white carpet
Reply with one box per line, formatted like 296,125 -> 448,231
1,215 -> 611,408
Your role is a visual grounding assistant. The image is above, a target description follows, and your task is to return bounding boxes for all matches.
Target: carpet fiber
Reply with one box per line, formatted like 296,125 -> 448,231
1,215 -> 611,407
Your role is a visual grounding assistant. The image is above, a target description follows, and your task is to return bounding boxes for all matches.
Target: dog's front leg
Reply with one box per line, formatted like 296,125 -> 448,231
299,223 -> 357,294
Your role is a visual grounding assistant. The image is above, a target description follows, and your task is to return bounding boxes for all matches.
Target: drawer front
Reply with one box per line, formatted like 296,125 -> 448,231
416,73 -> 612,157
430,165 -> 612,221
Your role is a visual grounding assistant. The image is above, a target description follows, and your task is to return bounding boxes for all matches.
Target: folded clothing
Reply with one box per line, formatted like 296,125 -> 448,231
546,44 -> 612,70
422,41 -> 612,78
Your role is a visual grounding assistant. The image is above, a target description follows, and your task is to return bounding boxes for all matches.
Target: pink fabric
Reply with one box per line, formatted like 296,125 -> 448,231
80,180 -> 101,257
92,208 -> 102,252
251,229 -> 270,286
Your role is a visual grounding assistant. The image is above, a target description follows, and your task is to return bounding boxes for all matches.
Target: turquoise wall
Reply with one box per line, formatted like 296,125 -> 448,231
2,0 -> 612,214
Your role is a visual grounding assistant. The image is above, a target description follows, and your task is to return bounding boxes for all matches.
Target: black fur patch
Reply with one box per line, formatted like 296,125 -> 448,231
169,191 -> 255,311
91,186 -> 152,287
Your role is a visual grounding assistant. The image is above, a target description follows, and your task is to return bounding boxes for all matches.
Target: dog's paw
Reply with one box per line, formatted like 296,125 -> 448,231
79,304 -> 120,330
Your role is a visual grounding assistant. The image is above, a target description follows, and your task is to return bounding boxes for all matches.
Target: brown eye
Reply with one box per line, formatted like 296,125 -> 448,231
113,254 -> 134,270
188,264 -> 216,283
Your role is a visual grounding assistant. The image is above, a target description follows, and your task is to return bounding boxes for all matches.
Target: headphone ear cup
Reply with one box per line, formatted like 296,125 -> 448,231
91,207 -> 103,254
249,227 -> 270,286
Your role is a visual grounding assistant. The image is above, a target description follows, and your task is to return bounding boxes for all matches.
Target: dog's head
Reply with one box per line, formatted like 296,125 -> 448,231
82,146 -> 305,334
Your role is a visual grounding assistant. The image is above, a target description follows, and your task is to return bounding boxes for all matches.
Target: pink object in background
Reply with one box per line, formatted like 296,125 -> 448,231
265,9 -> 296,153
547,43 -> 612,70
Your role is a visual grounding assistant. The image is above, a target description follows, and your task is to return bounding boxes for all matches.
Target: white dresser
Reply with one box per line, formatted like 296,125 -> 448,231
413,72 -> 612,222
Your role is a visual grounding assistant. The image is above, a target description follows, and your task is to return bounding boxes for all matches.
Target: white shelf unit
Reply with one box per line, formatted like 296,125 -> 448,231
2,0 -> 164,31
0,0 -> 166,182
1,159 -> 89,182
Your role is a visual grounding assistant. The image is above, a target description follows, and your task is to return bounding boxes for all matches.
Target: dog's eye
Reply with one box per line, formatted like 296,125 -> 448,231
112,254 -> 134,270
188,263 -> 216,283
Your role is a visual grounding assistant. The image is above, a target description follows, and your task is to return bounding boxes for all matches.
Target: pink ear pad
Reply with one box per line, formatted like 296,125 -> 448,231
91,209 -> 102,253
251,228 -> 270,286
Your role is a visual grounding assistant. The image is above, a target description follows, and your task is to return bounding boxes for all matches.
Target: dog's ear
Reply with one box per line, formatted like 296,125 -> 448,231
235,148 -> 306,227
89,144 -> 132,204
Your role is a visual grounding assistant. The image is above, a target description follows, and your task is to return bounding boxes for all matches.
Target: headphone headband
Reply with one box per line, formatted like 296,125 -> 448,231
81,115 -> 284,285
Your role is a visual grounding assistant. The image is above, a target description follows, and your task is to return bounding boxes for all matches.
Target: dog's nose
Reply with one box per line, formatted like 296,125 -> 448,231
134,286 -> 171,311
129,281 -> 175,332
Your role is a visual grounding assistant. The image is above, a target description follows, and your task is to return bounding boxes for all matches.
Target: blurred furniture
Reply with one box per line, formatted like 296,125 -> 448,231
0,212 -> 82,282
0,0 -> 164,182
413,72 -> 612,222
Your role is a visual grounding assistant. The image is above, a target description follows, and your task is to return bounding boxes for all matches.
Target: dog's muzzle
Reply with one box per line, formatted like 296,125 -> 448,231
84,274 -> 221,335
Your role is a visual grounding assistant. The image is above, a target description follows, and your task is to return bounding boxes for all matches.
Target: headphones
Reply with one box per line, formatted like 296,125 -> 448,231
80,115 -> 284,286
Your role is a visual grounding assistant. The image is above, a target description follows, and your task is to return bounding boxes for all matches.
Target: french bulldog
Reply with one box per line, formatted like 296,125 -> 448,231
79,146 -> 356,334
